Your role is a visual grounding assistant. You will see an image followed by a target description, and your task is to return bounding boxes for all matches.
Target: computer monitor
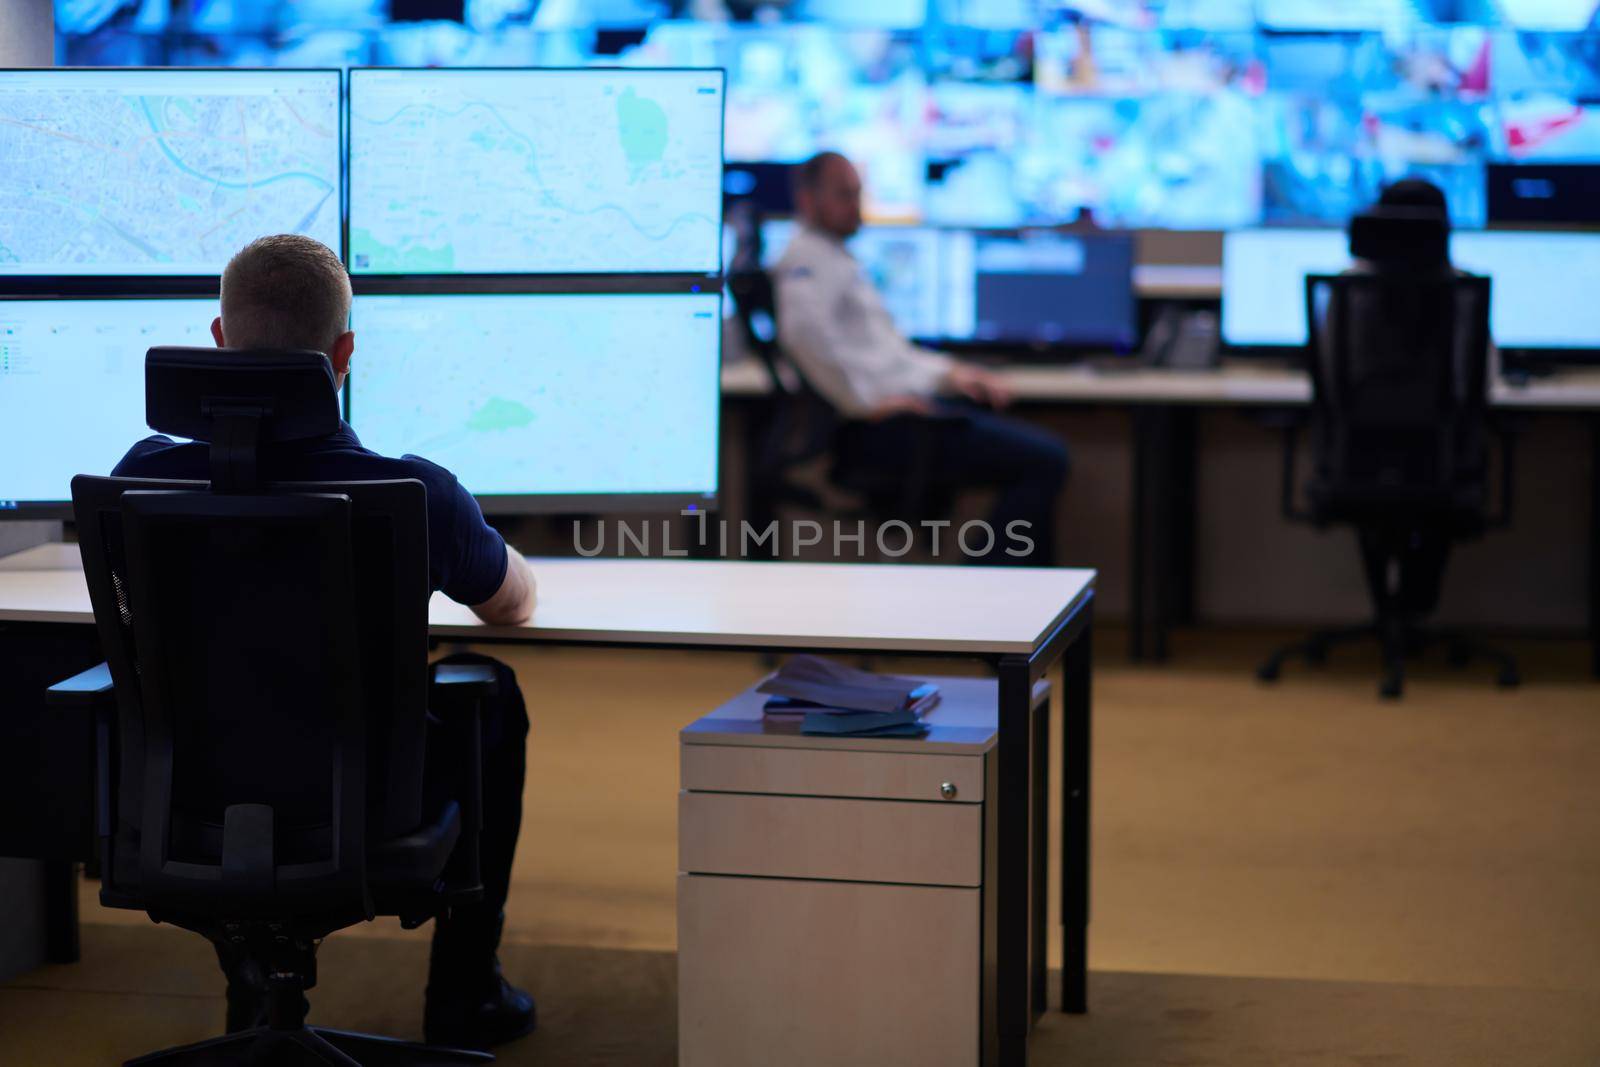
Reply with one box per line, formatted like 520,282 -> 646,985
348,292 -> 722,512
942,231 -> 1138,349
0,68 -> 342,278
759,220 -> 945,340
0,297 -> 217,515
1223,227 -> 1600,352
1488,163 -> 1600,224
347,68 -> 726,276
1221,228 -> 1351,347
1453,230 -> 1600,352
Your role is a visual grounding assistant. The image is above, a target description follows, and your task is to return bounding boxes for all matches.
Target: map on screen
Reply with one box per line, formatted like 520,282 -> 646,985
348,69 -> 725,275
0,70 -> 340,276
0,299 -> 215,506
349,293 -> 721,499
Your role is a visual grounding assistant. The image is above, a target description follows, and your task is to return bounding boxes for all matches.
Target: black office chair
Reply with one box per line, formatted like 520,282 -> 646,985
47,347 -> 499,1065
726,268 -> 952,548
1257,255 -> 1519,699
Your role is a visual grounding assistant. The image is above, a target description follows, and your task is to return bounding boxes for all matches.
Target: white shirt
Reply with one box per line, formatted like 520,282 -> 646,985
773,224 -> 954,418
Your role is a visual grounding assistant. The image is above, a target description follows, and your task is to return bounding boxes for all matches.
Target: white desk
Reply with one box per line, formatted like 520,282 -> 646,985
724,358 -> 1600,410
0,547 -> 1091,658
0,546 -> 1095,1063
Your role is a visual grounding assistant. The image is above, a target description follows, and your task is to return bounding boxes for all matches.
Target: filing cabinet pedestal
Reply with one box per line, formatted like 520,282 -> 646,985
677,675 -> 1001,1067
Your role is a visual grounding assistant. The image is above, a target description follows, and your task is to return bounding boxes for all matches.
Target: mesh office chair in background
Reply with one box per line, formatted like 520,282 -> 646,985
48,348 -> 501,1065
1257,212 -> 1519,698
726,267 -> 955,553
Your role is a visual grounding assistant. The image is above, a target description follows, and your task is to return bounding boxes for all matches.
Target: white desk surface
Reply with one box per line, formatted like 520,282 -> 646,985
0,546 -> 1095,657
722,358 -> 1600,410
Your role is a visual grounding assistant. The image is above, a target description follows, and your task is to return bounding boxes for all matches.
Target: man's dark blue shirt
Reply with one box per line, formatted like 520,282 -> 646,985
112,421 -> 508,606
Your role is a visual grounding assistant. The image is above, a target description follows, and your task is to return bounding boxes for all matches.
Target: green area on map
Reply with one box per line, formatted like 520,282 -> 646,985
467,396 -> 536,433
617,87 -> 669,173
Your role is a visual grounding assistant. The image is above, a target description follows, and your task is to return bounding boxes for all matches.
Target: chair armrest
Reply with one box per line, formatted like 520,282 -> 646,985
46,662 -> 117,843
46,663 -> 115,711
429,662 -> 499,702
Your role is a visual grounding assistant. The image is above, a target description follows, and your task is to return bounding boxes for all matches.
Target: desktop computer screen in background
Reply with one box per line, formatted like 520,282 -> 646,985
943,231 -> 1138,348
1452,231 -> 1600,350
347,68 -> 726,275
349,292 -> 722,510
0,69 -> 341,276
1224,227 -> 1600,351
1221,229 -> 1349,347
0,298 -> 216,509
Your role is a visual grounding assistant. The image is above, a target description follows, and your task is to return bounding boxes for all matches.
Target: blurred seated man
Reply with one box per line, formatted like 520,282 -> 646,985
110,234 -> 538,1051
774,152 -> 1069,565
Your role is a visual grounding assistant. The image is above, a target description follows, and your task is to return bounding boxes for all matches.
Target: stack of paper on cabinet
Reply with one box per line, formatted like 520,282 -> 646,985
757,655 -> 940,738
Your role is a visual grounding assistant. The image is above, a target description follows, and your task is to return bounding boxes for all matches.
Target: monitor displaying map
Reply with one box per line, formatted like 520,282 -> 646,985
0,297 -> 216,510
0,69 -> 341,276
347,68 -> 726,275
348,292 -> 722,509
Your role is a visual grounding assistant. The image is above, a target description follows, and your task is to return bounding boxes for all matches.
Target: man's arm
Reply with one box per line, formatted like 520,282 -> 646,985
470,545 -> 536,625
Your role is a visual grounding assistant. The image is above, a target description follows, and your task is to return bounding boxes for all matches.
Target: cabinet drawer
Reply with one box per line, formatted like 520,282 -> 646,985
678,873 -> 979,1067
681,743 -> 982,803
679,791 -> 982,887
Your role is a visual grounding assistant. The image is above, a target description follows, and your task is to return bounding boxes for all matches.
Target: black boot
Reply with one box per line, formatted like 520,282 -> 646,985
424,909 -> 537,1050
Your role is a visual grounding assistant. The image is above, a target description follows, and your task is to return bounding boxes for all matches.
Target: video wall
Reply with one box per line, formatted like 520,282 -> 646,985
56,1 -> 1600,229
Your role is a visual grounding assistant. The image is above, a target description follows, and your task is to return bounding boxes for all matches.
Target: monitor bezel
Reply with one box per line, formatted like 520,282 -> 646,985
345,284 -> 724,517
344,65 -> 728,280
0,66 -> 346,286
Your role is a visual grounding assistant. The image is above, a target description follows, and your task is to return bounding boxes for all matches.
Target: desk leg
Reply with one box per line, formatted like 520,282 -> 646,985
1060,613 -> 1093,1014
997,657 -> 1033,1065
1590,415 -> 1599,680
1129,409 -> 1151,661
1030,678 -> 1050,1021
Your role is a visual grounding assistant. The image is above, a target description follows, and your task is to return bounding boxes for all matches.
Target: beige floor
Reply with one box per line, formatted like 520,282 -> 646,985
4,627 -> 1599,1064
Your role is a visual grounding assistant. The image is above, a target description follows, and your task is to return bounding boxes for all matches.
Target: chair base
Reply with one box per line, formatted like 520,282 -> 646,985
1257,622 -> 1520,700
126,1025 -> 494,1066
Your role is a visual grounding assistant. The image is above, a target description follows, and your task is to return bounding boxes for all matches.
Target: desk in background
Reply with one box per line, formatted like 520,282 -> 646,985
723,359 -> 1600,674
0,545 -> 1094,1066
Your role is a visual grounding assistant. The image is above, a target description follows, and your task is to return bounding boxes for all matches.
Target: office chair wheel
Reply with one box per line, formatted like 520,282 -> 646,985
1379,672 -> 1404,700
1304,641 -> 1328,666
1447,641 -> 1472,668
1497,666 -> 1521,688
1255,660 -> 1282,683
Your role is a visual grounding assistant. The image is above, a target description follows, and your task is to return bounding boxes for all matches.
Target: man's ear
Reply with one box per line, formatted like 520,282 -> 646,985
328,330 -> 355,377
211,317 -> 226,348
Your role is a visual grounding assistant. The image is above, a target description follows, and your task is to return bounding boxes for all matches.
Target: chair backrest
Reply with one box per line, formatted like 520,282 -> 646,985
72,348 -> 430,921
726,268 -> 841,475
1302,272 -> 1492,509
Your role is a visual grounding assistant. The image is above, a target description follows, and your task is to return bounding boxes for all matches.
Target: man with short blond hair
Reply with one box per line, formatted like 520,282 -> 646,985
111,234 -> 537,1050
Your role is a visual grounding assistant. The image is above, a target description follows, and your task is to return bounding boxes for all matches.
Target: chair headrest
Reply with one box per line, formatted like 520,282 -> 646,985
1348,208 -> 1451,269
145,347 -> 340,445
